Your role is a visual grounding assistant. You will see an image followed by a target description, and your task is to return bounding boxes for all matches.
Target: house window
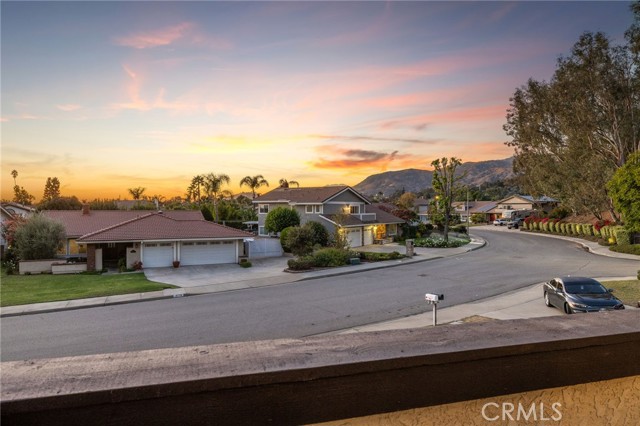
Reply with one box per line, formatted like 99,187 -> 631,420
259,204 -> 269,214
315,205 -> 323,214
305,205 -> 314,214
259,226 -> 267,236
107,243 -> 116,248
350,205 -> 360,214
387,224 -> 398,235
159,243 -> 172,247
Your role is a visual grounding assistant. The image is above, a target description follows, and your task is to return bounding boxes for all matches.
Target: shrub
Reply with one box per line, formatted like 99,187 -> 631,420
414,237 -> 467,248
549,206 -> 571,220
359,251 -> 403,261
614,227 -> 631,245
239,261 -> 252,268
450,224 -> 467,234
609,245 -> 640,256
312,247 -> 350,267
13,214 -> 66,261
287,256 -> 315,271
284,226 -> 315,257
304,221 -> 329,247
132,260 -> 143,270
280,226 -> 295,252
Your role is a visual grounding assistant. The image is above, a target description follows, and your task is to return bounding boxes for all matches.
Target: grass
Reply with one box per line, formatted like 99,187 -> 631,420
0,272 -> 178,307
601,279 -> 640,307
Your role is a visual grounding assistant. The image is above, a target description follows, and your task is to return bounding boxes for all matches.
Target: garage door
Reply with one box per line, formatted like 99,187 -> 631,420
346,228 -> 362,248
363,226 -> 374,246
143,243 -> 174,268
180,241 -> 236,266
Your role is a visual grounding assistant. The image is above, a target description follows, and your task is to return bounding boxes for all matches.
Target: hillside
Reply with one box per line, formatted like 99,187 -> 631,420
354,157 -> 514,197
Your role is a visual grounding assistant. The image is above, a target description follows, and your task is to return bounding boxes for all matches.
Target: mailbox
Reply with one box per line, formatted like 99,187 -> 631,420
425,293 -> 444,303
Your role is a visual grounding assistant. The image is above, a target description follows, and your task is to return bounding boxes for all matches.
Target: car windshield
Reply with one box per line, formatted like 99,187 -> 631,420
564,283 -> 608,294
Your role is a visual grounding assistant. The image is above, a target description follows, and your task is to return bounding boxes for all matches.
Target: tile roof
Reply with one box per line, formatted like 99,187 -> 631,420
321,204 -> 405,227
77,213 -> 254,242
42,210 -> 204,238
253,186 -> 369,204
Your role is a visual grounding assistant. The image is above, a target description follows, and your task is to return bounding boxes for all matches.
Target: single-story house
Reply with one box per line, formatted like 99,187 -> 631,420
253,186 -> 405,247
43,206 -> 254,271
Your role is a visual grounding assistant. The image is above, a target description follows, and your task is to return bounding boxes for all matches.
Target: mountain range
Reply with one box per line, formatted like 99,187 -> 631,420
353,157 -> 514,197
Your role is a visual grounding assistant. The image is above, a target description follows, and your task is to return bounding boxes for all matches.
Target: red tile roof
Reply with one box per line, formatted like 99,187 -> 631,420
77,213 -> 254,242
42,210 -> 203,238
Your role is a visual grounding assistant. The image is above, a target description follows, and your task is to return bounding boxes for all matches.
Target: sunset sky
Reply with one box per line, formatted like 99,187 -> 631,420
1,1 -> 633,201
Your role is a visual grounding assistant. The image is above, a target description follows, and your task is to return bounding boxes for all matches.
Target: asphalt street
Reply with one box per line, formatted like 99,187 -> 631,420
1,228 -> 638,361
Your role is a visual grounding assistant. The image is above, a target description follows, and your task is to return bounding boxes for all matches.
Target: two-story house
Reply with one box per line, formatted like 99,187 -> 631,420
253,186 -> 405,248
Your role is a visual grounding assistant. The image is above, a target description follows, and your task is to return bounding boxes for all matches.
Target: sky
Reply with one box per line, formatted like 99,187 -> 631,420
1,1 -> 633,201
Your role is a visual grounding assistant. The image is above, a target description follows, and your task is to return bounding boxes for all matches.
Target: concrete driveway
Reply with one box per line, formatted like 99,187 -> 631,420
143,257 -> 290,288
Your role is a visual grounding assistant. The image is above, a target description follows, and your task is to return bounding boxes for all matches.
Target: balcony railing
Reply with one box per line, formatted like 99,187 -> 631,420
351,212 -> 376,222
2,311 -> 638,426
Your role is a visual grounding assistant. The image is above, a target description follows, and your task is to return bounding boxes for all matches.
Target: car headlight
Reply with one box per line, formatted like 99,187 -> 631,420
569,301 -> 588,309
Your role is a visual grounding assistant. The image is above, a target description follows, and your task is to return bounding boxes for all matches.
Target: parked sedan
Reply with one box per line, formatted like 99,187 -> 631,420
543,277 -> 625,314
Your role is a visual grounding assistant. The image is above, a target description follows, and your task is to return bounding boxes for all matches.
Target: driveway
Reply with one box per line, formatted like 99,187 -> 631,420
143,257 -> 290,288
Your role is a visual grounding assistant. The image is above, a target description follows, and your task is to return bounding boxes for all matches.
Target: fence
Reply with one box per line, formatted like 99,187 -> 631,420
247,237 -> 283,259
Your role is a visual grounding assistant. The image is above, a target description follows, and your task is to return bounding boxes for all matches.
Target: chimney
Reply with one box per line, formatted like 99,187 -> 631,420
82,204 -> 90,215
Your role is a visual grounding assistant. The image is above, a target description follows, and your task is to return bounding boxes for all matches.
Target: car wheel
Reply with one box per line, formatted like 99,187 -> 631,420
544,292 -> 552,307
564,303 -> 573,314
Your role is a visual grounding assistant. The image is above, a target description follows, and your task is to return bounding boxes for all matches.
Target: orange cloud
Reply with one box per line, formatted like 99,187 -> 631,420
311,145 -> 417,171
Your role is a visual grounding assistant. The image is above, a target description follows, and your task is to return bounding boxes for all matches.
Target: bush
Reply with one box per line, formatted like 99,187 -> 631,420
239,261 -> 252,268
287,256 -> 315,271
414,237 -> 467,248
450,225 -> 467,234
549,206 -> 571,220
614,227 -> 632,245
359,251 -> 403,261
13,214 -> 66,260
609,244 -> 640,256
284,226 -> 315,257
280,226 -> 295,252
304,221 -> 329,247
312,247 -> 350,267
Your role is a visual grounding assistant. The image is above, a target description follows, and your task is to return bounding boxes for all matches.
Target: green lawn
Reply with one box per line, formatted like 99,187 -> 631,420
0,272 -> 178,307
602,279 -> 640,307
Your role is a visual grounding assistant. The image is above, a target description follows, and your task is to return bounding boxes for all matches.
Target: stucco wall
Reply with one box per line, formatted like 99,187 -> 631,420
312,375 -> 640,426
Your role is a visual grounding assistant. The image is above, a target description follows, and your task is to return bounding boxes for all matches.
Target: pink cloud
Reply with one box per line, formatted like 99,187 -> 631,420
114,22 -> 232,50
311,145 -> 418,171
56,104 -> 82,112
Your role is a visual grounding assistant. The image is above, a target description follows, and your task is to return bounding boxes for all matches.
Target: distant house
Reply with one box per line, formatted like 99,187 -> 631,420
455,195 -> 558,223
415,198 -> 430,224
253,186 -> 405,247
0,202 -> 36,257
42,205 -> 254,270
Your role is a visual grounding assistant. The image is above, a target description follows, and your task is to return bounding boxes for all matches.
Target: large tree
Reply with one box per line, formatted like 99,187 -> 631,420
239,175 -> 269,198
10,169 -> 35,205
42,177 -> 61,202
505,9 -> 639,220
128,187 -> 146,200
431,157 -> 464,242
607,152 -> 640,233
264,206 -> 300,234
13,214 -> 66,260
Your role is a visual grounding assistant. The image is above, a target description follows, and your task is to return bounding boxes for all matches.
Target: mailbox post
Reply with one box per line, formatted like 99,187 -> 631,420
424,293 -> 444,326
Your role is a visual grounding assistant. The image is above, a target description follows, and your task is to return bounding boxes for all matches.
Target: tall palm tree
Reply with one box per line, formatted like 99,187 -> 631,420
204,173 -> 230,222
278,178 -> 300,188
186,175 -> 206,204
239,175 -> 269,198
11,170 -> 18,186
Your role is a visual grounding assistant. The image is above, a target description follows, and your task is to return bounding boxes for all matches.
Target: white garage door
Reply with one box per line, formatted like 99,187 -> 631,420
346,228 -> 362,248
180,241 -> 236,266
363,226 -> 374,246
143,243 -> 174,268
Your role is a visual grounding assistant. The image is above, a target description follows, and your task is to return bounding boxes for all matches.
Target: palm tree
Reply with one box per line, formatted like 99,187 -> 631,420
11,170 -> 18,186
128,187 -> 146,200
204,173 -> 230,221
186,175 -> 206,204
279,178 -> 300,188
239,175 -> 269,198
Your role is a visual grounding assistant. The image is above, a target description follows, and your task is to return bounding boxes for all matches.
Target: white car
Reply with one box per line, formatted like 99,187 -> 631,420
493,218 -> 508,226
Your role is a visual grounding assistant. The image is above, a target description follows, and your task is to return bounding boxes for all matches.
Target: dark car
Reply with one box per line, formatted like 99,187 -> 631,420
507,218 -> 523,229
543,277 -> 625,314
